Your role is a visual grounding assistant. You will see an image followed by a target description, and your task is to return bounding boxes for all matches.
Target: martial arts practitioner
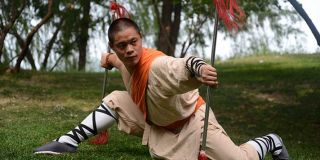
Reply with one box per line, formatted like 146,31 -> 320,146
34,18 -> 290,160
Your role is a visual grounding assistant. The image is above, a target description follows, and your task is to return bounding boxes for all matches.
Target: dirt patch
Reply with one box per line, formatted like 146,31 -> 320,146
251,92 -> 299,105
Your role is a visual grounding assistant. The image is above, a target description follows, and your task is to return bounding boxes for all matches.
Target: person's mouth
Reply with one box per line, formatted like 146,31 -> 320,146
127,56 -> 136,60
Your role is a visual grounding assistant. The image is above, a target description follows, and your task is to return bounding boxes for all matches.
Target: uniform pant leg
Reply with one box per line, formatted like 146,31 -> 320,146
102,91 -> 145,137
197,106 -> 259,160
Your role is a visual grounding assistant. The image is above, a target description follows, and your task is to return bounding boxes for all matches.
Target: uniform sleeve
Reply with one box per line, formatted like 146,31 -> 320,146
148,56 -> 202,96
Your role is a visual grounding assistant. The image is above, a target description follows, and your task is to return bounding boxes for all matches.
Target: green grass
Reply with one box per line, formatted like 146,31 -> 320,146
1,53 -> 320,159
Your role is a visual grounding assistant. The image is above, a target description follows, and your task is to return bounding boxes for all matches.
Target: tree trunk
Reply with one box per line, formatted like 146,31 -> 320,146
49,51 -> 67,72
155,0 -> 181,57
13,0 -> 53,72
77,0 -> 91,71
26,49 -> 37,70
41,20 -> 63,71
11,31 -> 37,70
170,1 -> 181,56
0,0 -> 26,62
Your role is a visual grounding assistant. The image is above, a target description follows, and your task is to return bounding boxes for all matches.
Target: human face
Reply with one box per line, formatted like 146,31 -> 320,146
110,27 -> 143,69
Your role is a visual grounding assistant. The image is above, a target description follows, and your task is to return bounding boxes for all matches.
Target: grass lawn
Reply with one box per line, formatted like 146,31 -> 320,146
0,54 -> 319,159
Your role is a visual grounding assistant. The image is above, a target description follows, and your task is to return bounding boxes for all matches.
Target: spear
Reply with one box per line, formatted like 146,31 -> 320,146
89,0 -> 130,145
198,9 -> 219,160
198,0 -> 245,159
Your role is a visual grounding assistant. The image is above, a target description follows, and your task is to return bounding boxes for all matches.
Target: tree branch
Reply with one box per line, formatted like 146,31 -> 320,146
0,0 -> 26,62
180,15 -> 208,58
10,29 -> 37,70
41,19 -> 64,70
49,51 -> 66,72
13,0 -> 54,72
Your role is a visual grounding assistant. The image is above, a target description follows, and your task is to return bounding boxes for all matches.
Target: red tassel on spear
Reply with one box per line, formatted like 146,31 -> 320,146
110,1 -> 131,20
198,0 -> 245,159
212,0 -> 245,31
89,130 -> 109,145
89,0 -> 131,145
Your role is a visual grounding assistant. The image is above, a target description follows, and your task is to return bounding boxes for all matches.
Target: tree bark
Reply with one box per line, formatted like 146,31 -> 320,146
13,0 -> 53,72
0,0 -> 26,62
155,0 -> 181,57
170,1 -> 181,56
77,0 -> 91,71
49,51 -> 67,72
41,20 -> 63,71
11,31 -> 37,70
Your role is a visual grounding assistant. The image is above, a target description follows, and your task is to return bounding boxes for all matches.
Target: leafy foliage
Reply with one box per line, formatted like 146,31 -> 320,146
0,0 -> 304,71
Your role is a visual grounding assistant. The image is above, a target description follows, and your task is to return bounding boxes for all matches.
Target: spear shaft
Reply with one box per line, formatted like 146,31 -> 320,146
200,9 -> 219,156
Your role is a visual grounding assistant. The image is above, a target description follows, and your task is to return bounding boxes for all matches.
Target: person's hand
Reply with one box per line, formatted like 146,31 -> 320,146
100,53 -> 119,70
197,64 -> 218,88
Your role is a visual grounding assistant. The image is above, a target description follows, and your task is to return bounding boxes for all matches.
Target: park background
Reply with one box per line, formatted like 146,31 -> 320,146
0,0 -> 319,159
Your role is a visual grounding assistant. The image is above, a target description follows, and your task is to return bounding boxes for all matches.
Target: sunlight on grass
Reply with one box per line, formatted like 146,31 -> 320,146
220,53 -> 320,69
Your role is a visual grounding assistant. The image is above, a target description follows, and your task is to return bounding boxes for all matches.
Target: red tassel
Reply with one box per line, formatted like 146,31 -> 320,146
212,0 -> 245,31
89,130 -> 109,145
198,150 -> 208,160
110,1 -> 131,19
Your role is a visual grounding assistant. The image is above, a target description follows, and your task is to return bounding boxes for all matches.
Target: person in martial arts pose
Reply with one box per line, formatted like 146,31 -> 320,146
34,18 -> 290,160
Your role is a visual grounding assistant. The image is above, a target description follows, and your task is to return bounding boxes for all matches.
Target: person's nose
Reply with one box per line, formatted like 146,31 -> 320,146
126,44 -> 134,56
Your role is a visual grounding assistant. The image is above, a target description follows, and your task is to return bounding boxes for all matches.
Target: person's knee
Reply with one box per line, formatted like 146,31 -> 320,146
102,91 -> 128,106
103,90 -> 126,99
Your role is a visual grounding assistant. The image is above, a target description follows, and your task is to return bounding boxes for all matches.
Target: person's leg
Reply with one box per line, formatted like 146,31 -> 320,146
199,106 -> 258,160
34,102 -> 118,154
247,133 -> 290,160
102,91 -> 145,136
55,102 -> 118,146
199,106 -> 289,160
34,91 -> 144,154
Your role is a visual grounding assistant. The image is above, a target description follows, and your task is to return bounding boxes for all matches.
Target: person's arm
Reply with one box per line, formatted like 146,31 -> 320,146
100,53 -> 131,89
186,56 -> 218,88
100,53 -> 122,69
149,56 -> 218,95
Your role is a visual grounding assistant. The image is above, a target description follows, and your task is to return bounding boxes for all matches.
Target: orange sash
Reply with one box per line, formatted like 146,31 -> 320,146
131,48 -> 165,119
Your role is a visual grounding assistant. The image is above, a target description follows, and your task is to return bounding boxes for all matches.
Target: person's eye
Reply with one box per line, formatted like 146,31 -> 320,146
131,39 -> 137,45
117,43 -> 126,49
